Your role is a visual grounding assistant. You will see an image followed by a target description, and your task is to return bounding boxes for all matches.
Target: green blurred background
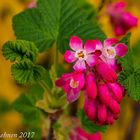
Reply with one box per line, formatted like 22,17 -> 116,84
0,0 -> 140,140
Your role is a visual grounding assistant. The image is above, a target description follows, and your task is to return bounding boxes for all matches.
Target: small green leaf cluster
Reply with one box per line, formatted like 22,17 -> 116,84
119,33 -> 140,101
2,40 -> 46,84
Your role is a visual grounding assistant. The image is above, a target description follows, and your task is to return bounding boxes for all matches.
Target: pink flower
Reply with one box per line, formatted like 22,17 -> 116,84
96,61 -> 118,82
27,0 -> 37,8
86,73 -> 97,99
70,127 -> 102,140
94,38 -> 128,71
64,36 -> 100,71
55,71 -> 85,103
108,2 -> 138,36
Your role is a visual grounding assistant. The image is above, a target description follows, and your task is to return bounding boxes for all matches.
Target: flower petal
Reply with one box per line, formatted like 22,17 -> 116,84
64,50 -> 77,63
73,60 -> 86,71
69,36 -> 83,51
73,72 -> 85,89
122,12 -> 138,28
104,38 -> 119,47
115,43 -> 128,57
66,88 -> 80,103
86,54 -> 97,67
92,40 -> 103,51
106,58 -> 122,72
84,40 -> 96,53
114,26 -> 125,36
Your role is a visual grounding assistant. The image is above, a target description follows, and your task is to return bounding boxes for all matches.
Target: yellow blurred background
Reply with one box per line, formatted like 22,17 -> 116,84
0,0 -> 140,140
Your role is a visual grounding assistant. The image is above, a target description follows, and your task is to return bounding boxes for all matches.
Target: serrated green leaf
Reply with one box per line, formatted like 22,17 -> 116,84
77,109 -> 108,133
118,33 -> 140,101
13,0 -> 106,53
11,60 -> 46,84
2,40 -> 38,62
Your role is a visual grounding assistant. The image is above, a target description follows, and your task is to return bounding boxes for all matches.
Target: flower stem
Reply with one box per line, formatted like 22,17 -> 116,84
98,0 -> 106,12
39,80 -> 52,95
53,42 -> 58,73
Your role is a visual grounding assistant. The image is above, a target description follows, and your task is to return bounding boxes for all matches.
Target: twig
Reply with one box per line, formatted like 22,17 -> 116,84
124,102 -> 140,140
47,111 -> 62,140
98,0 -> 106,12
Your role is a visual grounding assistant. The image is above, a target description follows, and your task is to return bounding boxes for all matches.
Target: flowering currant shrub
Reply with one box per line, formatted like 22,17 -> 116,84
1,0 -> 140,140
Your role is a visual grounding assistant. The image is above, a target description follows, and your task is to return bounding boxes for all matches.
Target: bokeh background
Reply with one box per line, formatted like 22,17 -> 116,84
0,0 -> 140,140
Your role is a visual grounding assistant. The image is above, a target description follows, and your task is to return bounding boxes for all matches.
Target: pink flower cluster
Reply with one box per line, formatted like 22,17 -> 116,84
108,1 -> 138,36
56,36 -> 128,125
70,127 -> 102,140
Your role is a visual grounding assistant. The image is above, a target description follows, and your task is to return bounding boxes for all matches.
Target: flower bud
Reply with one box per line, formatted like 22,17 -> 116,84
84,97 -> 97,121
98,83 -> 111,106
109,99 -> 120,114
107,82 -> 124,102
96,62 -> 118,83
97,103 -> 107,124
86,73 -> 97,99
106,111 -> 115,125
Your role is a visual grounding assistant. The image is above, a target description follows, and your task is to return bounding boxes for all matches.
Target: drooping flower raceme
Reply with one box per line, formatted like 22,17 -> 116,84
56,35 -> 128,126
70,127 -> 102,140
64,36 -> 100,71
107,1 -> 138,36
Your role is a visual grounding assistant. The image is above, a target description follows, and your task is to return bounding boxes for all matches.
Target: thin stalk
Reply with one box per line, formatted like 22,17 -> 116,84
53,43 -> 58,73
98,0 -> 106,12
39,80 -> 52,95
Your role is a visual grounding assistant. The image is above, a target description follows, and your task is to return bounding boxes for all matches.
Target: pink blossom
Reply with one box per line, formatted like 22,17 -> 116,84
94,38 -> 128,71
27,0 -> 37,8
64,36 -> 100,71
108,1 -> 138,36
55,71 -> 85,103
86,73 -> 97,99
70,127 -> 102,140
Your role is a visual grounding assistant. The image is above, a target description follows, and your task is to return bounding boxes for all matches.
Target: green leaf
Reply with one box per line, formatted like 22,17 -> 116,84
0,98 -> 11,114
132,40 -> 140,64
2,40 -> 38,62
11,60 -> 46,84
77,109 -> 108,133
12,84 -> 44,126
118,33 -> 140,101
13,0 -> 106,52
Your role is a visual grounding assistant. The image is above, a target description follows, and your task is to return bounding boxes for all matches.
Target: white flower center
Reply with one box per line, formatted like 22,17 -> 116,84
103,47 -> 116,59
75,50 -> 87,60
70,78 -> 79,88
